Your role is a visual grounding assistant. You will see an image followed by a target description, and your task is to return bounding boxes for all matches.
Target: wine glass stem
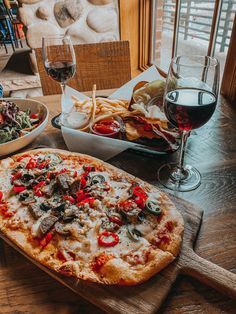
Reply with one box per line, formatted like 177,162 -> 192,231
178,130 -> 188,170
169,130 -> 190,182
60,83 -> 66,95
60,83 -> 66,125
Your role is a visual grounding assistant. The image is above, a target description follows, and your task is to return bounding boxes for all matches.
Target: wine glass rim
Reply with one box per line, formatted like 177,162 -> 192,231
172,55 -> 219,68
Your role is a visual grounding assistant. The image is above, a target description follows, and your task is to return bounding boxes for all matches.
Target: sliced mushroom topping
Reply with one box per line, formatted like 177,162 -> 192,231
63,215 -> 76,223
86,180 -> 110,199
33,168 -> 47,176
45,153 -> 62,165
42,180 -> 56,197
29,203 -> 45,219
119,204 -> 143,225
57,173 -> 71,191
51,203 -> 66,217
47,195 -> 61,208
121,205 -> 142,218
70,179 -> 81,196
39,215 -> 58,237
19,191 -> 35,205
54,222 -> 71,236
88,188 -> 105,200
63,207 -> 78,222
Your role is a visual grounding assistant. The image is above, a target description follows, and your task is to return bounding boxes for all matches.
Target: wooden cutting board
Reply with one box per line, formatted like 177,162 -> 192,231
0,195 -> 236,314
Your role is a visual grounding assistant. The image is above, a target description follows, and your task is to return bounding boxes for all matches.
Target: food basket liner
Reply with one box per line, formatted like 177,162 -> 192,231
61,66 -> 172,160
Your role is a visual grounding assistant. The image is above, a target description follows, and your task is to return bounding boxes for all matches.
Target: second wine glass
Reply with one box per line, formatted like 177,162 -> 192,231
158,55 -> 220,192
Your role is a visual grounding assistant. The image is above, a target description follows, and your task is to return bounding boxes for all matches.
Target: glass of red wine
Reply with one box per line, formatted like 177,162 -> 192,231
42,35 -> 76,124
158,55 -> 220,192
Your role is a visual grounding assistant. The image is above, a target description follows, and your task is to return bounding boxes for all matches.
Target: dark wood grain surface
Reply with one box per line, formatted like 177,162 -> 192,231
0,92 -> 235,314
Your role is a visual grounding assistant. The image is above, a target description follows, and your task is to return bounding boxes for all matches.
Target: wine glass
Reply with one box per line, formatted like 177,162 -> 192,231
42,35 -> 76,124
158,55 -> 220,192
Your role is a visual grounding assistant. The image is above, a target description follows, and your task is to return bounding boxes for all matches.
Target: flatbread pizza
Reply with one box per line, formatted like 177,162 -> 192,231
0,149 -> 184,285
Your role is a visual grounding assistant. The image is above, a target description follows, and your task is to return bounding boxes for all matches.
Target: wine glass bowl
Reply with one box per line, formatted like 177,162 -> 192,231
42,35 -> 76,125
42,35 -> 76,89
44,60 -> 76,84
158,55 -> 219,192
165,88 -> 217,131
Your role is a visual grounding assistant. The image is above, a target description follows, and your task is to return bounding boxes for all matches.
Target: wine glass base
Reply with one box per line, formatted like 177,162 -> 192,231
157,163 -> 201,192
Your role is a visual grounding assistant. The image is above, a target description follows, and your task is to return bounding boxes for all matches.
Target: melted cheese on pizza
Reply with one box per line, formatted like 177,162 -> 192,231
0,150 -> 183,284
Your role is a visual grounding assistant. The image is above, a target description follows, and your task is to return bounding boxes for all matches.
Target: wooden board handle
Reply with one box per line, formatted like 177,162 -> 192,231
181,249 -> 236,299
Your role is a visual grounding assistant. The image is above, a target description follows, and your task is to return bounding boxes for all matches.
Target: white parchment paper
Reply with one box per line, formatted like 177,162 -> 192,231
61,66 -> 162,160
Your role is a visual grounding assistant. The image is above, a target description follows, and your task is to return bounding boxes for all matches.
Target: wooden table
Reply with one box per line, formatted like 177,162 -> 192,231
0,92 -> 235,314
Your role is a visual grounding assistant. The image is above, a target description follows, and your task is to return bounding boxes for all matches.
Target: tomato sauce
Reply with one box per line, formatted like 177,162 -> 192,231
91,119 -> 120,138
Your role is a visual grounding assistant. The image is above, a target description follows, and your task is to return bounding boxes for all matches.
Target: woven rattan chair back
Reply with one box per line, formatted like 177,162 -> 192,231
35,41 -> 131,95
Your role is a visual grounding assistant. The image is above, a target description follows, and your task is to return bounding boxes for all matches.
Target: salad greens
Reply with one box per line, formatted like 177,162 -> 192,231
0,100 -> 40,144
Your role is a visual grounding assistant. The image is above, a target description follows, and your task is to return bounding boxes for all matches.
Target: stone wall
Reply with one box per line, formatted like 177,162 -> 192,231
19,0 -> 119,48
18,0 -> 119,72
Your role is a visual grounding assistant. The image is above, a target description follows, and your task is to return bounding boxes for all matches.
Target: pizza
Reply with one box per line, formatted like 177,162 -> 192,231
0,149 -> 184,285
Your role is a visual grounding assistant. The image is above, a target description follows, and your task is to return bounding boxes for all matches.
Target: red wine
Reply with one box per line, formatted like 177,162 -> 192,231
45,60 -> 75,83
165,88 -> 216,131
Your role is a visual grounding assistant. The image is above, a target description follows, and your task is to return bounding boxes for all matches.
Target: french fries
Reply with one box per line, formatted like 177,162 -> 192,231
73,96 -> 130,120
72,94 -> 166,131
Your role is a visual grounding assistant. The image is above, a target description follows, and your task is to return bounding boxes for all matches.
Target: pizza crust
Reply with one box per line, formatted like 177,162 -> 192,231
0,148 -> 184,285
94,249 -> 174,285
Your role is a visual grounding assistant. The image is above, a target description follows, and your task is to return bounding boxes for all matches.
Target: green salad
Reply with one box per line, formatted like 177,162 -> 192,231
0,100 -> 40,144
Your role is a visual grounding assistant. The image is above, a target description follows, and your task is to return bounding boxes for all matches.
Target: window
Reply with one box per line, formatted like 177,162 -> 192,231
151,0 -> 236,79
119,0 -> 235,101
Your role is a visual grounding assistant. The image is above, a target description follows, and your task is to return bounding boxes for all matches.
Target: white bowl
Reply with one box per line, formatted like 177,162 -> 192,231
0,98 -> 49,156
